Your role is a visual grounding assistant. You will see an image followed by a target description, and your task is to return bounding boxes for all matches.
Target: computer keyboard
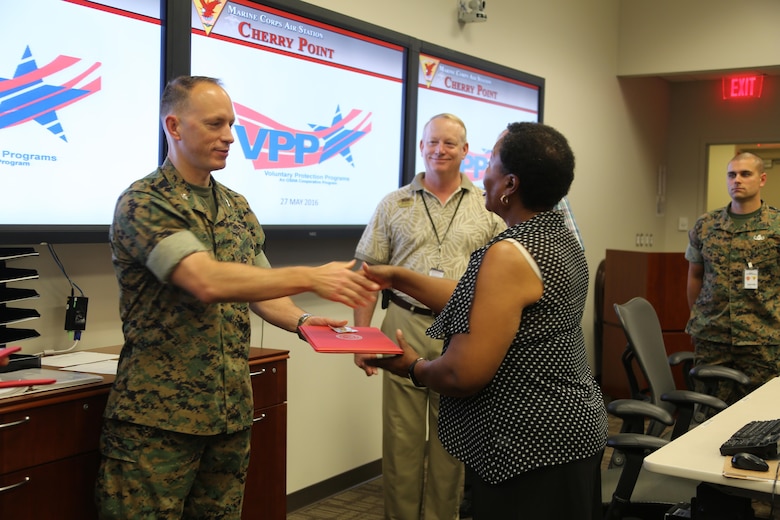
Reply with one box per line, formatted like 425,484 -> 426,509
719,418 -> 780,459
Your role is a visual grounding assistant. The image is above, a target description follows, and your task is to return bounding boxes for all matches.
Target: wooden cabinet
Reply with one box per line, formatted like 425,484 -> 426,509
600,250 -> 692,399
0,347 -> 288,520
243,353 -> 288,519
0,389 -> 106,518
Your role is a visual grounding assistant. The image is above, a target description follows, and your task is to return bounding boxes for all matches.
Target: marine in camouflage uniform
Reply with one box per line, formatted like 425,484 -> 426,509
95,76 -> 377,519
96,158 -> 264,518
686,152 -> 780,405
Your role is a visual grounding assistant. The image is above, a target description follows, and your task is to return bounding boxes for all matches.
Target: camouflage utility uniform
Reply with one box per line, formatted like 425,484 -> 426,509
686,201 -> 780,404
95,159 -> 267,518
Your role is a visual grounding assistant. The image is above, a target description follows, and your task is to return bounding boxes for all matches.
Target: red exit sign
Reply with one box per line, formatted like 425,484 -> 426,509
722,75 -> 764,99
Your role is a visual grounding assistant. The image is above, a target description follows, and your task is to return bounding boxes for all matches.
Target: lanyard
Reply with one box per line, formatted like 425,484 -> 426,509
421,189 -> 465,249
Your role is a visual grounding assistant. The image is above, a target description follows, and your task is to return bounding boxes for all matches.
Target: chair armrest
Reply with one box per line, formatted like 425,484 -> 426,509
661,389 -> 728,439
660,389 -> 727,411
607,432 -> 669,452
690,364 -> 750,385
668,350 -> 694,366
669,350 -> 696,390
607,399 -> 675,434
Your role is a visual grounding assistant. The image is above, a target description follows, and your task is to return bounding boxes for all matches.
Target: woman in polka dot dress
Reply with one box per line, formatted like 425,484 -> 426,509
366,122 -> 608,519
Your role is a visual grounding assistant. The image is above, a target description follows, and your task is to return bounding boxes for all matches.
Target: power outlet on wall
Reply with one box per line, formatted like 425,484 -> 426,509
635,233 -> 654,247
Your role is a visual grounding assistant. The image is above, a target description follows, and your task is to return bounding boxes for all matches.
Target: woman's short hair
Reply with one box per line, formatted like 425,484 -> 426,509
499,122 -> 575,211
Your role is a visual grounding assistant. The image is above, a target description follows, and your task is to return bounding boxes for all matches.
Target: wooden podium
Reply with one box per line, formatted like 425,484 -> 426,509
600,250 -> 692,399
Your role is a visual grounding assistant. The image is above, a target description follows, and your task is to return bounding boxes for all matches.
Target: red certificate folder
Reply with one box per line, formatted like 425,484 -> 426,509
298,325 -> 403,354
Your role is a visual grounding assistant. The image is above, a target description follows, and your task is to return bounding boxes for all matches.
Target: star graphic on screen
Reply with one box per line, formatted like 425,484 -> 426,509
0,46 -> 101,142
308,105 -> 367,167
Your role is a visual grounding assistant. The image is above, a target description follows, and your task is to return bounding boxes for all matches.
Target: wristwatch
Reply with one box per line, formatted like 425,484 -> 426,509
297,313 -> 313,329
296,313 -> 313,340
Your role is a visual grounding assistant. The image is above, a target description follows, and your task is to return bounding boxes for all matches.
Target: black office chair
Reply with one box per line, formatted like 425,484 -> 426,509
614,297 -> 749,438
602,399 -> 694,520
601,297 -> 749,519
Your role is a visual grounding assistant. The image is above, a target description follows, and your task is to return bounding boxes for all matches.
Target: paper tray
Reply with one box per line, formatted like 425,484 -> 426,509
0,368 -> 103,399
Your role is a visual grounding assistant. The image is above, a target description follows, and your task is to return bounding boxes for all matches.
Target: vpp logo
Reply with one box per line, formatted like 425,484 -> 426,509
461,150 -> 490,183
0,46 -> 101,142
233,103 -> 372,169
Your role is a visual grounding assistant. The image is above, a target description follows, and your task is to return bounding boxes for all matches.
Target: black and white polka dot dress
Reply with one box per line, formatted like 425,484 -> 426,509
429,211 -> 608,485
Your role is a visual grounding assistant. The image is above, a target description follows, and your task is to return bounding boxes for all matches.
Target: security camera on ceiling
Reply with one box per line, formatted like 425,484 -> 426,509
458,0 -> 487,23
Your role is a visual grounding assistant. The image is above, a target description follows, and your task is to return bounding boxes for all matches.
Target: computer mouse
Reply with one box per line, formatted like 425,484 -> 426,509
731,452 -> 769,472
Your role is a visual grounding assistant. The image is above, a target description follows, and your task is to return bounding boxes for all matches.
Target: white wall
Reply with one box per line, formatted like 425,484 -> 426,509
618,0 -> 780,77
7,0 -> 779,496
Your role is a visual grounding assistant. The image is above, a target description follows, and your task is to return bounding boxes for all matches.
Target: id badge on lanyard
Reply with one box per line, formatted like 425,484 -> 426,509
744,262 -> 758,290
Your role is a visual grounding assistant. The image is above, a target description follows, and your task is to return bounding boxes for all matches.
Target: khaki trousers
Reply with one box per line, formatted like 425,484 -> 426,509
381,304 -> 464,520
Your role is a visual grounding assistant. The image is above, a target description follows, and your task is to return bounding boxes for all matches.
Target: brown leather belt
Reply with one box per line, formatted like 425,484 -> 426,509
388,292 -> 434,317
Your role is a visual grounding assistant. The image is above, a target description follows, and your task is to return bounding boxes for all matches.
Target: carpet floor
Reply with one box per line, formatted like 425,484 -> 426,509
287,414 -> 776,519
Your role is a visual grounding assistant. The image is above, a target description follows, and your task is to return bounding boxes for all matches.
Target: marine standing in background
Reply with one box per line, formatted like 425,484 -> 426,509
686,151 -> 780,404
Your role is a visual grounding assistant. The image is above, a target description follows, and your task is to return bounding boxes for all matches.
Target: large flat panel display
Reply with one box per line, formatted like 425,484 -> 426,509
190,0 -> 405,234
0,0 -> 162,244
415,50 -> 543,189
